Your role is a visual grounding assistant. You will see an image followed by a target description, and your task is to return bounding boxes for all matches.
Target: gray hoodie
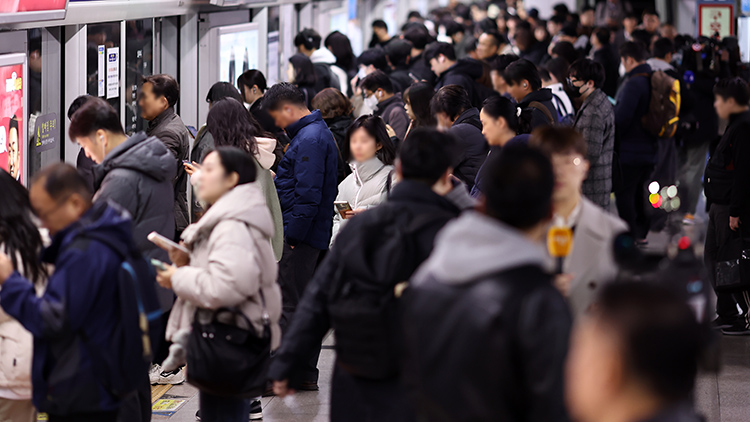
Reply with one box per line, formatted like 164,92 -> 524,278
93,132 -> 177,310
412,211 -> 546,286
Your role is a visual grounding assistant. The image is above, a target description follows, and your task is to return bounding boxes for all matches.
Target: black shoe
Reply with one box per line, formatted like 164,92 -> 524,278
195,410 -> 201,421
713,316 -> 737,330
249,400 -> 262,420
722,321 -> 750,336
297,380 -> 319,391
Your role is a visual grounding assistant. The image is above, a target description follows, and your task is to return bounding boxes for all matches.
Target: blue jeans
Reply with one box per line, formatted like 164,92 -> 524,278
199,391 -> 249,422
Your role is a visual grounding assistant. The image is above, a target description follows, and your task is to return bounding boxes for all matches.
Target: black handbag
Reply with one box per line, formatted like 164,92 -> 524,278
186,292 -> 271,398
714,230 -> 750,293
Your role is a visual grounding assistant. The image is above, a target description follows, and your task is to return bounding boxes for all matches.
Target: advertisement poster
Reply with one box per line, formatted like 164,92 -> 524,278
698,1 -> 735,38
0,0 -> 66,12
0,64 -> 24,184
34,113 -> 58,153
220,29 -> 259,88
106,47 -> 119,99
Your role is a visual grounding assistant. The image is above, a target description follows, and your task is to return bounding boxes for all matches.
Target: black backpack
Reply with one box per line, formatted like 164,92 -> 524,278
327,204 -> 452,380
79,232 -> 163,398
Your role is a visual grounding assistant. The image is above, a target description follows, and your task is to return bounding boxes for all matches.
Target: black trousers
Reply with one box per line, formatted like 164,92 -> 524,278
704,203 -> 750,320
278,241 -> 323,382
615,163 -> 655,239
331,364 -> 415,422
116,373 -> 151,422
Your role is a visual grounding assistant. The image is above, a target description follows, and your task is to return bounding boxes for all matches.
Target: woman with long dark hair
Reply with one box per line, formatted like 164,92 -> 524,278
287,53 -> 318,109
330,115 -> 396,244
205,98 -> 283,262
403,82 -> 436,136
0,171 -> 47,422
324,31 -> 357,81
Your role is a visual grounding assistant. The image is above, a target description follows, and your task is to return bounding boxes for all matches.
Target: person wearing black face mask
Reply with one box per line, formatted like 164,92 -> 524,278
569,59 -> 615,210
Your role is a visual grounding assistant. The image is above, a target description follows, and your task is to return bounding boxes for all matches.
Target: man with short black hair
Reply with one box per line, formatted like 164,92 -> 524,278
295,28 -> 347,94
402,144 -> 571,421
424,42 -> 487,107
384,38 -> 415,94
269,128 -> 468,421
445,20 -> 475,60
614,41 -> 656,244
504,59 -> 559,131
641,8 -> 661,35
589,27 -> 619,97
431,85 -> 488,189
264,82 -> 338,388
67,94 -> 97,192
569,59 -> 615,209
488,54 -> 520,97
369,19 -> 391,48
139,74 -> 189,238
0,163 -> 145,422
704,77 -> 750,335
360,70 -> 410,140
476,31 -> 508,61
402,25 -> 436,83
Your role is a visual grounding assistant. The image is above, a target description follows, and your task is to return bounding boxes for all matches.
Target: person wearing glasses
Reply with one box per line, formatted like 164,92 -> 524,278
0,163 -> 141,422
568,59 -> 616,210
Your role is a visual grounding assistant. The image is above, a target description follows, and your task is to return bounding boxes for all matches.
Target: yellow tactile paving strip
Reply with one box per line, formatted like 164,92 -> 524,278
151,384 -> 172,403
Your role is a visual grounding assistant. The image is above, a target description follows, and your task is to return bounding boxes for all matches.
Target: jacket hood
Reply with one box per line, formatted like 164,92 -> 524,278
413,211 -> 546,285
42,201 -> 134,263
520,88 -> 554,105
310,48 -> 337,65
627,63 -> 652,77
448,58 -> 483,80
182,183 -> 274,246
255,136 -> 277,170
646,58 -> 674,72
453,107 -> 481,128
94,132 -> 177,186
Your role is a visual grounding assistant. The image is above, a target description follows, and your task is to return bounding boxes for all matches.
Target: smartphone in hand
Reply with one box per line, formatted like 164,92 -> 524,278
150,258 -> 168,271
147,232 -> 190,254
334,201 -> 353,219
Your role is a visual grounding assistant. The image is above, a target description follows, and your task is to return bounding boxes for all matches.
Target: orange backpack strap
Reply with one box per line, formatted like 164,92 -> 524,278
528,101 -> 555,124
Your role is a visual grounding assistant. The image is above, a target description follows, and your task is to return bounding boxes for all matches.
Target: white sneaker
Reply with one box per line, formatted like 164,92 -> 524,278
153,366 -> 186,385
149,364 -> 162,385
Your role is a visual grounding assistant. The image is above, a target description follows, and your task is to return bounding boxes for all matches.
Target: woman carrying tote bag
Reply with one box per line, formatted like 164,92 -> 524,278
156,147 -> 282,421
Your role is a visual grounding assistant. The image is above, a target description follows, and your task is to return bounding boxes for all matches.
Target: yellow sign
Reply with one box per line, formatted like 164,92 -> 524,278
547,226 -> 574,258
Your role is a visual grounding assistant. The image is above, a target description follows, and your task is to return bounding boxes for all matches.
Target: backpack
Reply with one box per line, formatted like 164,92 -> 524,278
79,232 -> 163,398
327,204 -> 453,380
640,70 -> 681,138
314,62 -> 341,91
518,101 -> 556,134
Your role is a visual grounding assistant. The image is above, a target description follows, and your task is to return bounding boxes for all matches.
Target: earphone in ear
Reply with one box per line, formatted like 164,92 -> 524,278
523,83 -> 527,88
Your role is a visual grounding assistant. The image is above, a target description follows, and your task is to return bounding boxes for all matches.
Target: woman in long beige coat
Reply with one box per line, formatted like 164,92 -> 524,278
156,147 -> 281,422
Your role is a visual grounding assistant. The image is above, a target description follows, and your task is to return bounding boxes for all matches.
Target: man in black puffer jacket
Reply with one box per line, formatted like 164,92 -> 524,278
403,145 -> 571,422
269,129 -> 470,422
431,85 -> 489,190
505,59 -> 559,132
425,42 -> 491,108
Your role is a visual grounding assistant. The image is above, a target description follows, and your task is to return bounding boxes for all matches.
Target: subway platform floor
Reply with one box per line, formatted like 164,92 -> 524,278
153,330 -> 750,422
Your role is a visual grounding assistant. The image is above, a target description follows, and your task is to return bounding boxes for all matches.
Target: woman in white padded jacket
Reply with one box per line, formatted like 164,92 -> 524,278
330,115 -> 396,245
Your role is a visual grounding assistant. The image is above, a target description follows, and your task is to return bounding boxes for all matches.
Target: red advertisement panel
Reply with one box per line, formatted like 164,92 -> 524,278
0,0 -> 66,13
0,64 -> 24,184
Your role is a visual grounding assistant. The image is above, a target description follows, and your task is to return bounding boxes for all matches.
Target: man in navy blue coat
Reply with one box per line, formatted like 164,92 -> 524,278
0,164 -> 140,421
614,41 -> 657,244
264,82 -> 339,389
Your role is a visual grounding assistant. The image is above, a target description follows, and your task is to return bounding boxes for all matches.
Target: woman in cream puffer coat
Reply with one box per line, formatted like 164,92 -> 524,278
330,115 -> 397,245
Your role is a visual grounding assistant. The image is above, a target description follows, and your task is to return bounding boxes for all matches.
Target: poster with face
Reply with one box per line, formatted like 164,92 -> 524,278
0,64 -> 24,183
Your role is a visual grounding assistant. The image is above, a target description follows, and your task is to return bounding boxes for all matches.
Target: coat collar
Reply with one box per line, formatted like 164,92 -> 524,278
147,106 -> 176,133
374,93 -> 403,116
351,157 -> 388,185
285,109 -> 323,139
389,180 -> 459,214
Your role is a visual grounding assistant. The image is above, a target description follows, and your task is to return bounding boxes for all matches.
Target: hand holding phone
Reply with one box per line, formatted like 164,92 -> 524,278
148,232 -> 190,254
150,258 -> 168,271
334,201 -> 352,219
